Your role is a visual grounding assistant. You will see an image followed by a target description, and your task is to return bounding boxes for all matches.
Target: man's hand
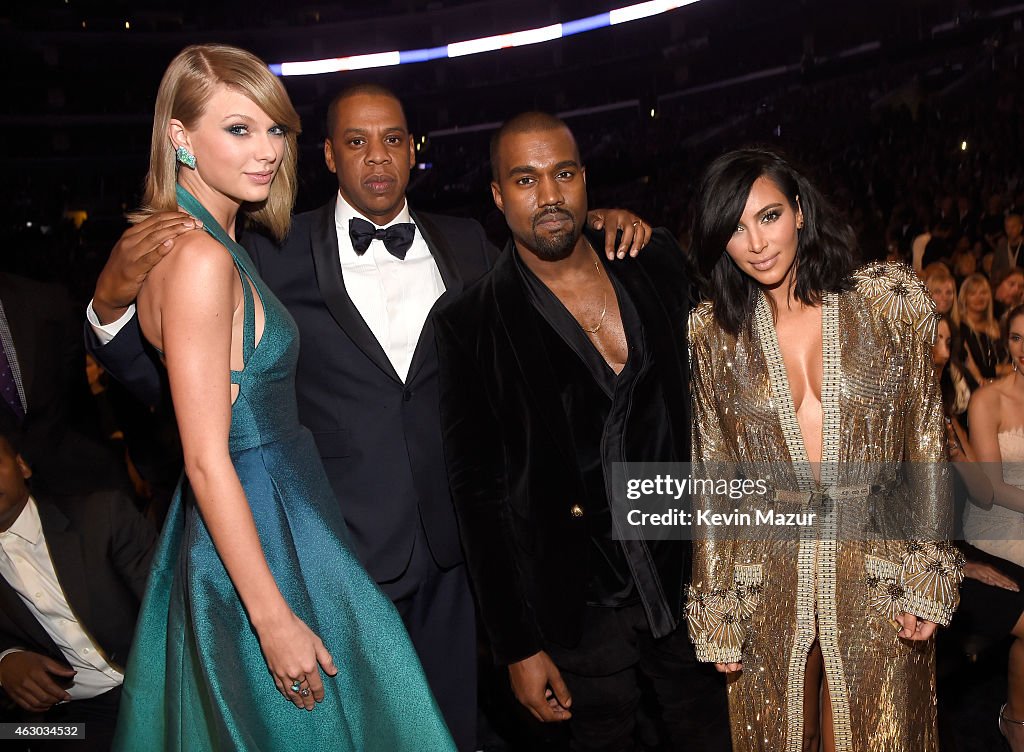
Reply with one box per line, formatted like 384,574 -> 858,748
894,612 -> 938,641
508,650 -> 572,722
92,212 -> 201,324
714,661 -> 742,674
0,651 -> 75,713
586,209 -> 652,260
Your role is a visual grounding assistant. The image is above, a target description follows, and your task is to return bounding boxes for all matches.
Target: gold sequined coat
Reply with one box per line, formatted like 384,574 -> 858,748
686,262 -> 964,752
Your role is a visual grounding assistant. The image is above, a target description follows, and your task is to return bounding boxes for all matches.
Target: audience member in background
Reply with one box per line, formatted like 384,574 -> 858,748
946,235 -> 978,284
935,314 -> 971,419
992,213 -> 1024,279
994,268 -> 1024,321
956,304 -> 1024,750
980,193 -> 1007,252
956,194 -> 977,244
911,221 -> 933,274
0,273 -> 127,495
921,219 -> 955,270
0,412 -> 156,752
925,265 -> 960,327
959,273 -> 1010,390
966,303 -> 1024,568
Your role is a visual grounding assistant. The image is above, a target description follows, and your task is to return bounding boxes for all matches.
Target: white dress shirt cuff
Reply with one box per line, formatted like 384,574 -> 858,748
86,301 -> 136,345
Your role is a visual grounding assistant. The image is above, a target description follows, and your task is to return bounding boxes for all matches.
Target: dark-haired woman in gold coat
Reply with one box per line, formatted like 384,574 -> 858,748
685,149 -> 964,752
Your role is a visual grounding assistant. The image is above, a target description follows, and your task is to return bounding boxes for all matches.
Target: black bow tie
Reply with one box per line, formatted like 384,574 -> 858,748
349,217 -> 416,260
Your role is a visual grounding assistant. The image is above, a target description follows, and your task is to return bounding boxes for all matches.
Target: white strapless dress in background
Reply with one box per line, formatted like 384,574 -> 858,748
963,428 -> 1024,567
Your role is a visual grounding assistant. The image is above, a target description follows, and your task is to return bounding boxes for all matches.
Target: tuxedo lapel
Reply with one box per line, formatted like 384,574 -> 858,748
492,247 -> 578,468
405,211 -> 465,385
37,501 -> 92,630
309,199 -> 402,384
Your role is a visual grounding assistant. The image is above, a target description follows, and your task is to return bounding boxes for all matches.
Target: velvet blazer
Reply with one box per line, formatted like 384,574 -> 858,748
435,228 -> 694,665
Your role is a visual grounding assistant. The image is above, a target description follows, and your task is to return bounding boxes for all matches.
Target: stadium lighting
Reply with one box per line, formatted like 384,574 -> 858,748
270,1 -> 704,77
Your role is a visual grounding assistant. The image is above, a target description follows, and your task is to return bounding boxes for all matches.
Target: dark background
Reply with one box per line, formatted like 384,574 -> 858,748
3,0 -> 1023,306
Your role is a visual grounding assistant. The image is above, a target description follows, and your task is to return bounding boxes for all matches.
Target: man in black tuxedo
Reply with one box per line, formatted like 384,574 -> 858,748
435,112 -> 730,750
85,85 -> 648,751
0,416 -> 156,751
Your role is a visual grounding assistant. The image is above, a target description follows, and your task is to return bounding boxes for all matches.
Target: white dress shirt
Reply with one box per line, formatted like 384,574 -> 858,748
334,193 -> 446,382
88,192 -> 446,383
0,498 -> 122,700
85,303 -> 132,345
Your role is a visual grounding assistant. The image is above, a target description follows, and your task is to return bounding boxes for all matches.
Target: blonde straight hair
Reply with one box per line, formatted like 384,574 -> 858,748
132,44 -> 301,241
958,272 -> 999,339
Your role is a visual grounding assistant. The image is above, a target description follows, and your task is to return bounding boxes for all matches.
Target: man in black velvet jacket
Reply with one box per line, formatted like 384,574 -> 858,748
435,112 -> 730,750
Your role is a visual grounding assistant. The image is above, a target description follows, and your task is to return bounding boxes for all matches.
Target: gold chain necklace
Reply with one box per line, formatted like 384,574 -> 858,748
580,259 -> 608,334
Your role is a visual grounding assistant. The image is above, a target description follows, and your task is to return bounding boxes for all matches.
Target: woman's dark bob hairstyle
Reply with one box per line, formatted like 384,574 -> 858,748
690,148 -> 858,336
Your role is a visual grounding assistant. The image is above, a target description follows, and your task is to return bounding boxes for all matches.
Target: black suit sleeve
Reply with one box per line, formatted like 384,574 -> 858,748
102,492 -> 157,601
84,315 -> 163,408
435,309 -> 543,665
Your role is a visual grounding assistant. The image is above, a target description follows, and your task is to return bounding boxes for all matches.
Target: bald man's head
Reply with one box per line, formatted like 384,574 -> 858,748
490,112 -> 579,181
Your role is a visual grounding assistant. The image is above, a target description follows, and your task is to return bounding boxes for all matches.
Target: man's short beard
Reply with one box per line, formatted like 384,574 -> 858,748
527,210 -> 578,261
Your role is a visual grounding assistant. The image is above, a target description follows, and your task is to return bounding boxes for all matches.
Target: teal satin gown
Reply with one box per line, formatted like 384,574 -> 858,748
113,186 -> 455,751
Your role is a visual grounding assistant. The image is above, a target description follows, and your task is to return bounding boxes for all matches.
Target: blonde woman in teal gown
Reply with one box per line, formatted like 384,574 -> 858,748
111,44 -> 454,751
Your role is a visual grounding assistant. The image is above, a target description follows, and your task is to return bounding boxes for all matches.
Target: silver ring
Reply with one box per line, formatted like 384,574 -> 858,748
290,680 -> 302,693
632,221 -> 640,227
299,688 -> 311,697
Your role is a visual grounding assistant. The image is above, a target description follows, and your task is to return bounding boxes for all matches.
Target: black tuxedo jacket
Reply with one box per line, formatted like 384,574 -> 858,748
0,491 -> 156,691
435,228 -> 694,665
88,199 -> 498,581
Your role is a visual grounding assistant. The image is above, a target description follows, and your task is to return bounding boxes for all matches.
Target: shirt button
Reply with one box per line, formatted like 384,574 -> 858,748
83,648 -> 90,654
34,592 -> 42,599
570,504 -> 584,518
